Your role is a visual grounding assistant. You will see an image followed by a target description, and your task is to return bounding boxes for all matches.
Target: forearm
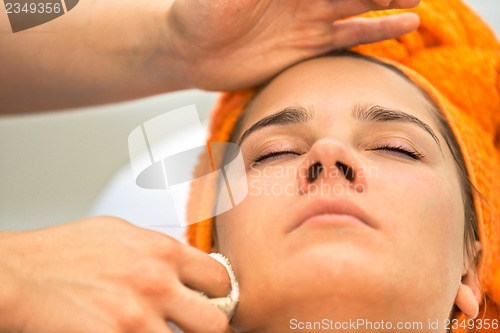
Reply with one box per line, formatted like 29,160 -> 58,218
0,0 -> 191,114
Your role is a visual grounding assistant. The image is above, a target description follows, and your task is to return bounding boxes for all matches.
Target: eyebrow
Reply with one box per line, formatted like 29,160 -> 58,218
237,104 -> 441,148
353,104 -> 441,147
237,106 -> 312,145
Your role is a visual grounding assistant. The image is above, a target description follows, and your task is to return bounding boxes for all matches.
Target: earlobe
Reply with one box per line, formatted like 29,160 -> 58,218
455,284 -> 480,318
455,241 -> 482,318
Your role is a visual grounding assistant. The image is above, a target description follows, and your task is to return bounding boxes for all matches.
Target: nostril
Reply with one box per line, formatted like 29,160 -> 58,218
336,161 -> 355,182
306,162 -> 323,183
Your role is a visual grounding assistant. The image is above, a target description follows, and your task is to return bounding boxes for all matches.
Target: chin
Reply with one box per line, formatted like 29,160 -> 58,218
272,245 -> 402,310
231,253 -> 434,333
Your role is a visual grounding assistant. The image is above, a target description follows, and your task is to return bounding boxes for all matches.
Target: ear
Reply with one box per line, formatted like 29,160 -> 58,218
454,241 -> 482,319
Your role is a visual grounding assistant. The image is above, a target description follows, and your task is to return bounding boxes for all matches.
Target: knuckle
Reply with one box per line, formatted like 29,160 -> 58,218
116,299 -> 148,331
125,258 -> 177,298
145,267 -> 175,296
152,269 -> 177,296
127,259 -> 165,286
152,279 -> 176,298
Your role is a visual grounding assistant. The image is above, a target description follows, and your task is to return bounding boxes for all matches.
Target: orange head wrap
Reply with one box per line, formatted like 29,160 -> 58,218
186,0 -> 500,328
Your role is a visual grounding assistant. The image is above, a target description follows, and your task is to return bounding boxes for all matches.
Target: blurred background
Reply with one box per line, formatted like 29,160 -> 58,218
1,0 -> 499,231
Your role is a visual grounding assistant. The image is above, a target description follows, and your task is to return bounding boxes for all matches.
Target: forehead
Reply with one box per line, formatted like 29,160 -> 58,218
241,56 -> 436,130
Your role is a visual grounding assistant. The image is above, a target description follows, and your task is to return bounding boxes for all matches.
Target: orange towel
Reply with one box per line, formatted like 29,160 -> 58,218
185,0 -> 499,329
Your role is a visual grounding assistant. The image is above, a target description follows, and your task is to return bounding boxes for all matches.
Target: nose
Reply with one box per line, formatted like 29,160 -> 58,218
296,139 -> 367,195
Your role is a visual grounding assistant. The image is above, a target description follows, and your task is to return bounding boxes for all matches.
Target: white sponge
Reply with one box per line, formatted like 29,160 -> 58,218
208,252 -> 240,319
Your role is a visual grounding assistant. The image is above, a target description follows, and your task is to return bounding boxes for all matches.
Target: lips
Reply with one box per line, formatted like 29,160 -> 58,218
290,198 -> 376,232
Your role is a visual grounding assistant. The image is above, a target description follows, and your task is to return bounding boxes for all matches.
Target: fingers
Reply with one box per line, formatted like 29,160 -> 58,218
177,248 -> 232,298
329,12 -> 420,49
163,283 -> 229,333
332,0 -> 420,20
119,230 -> 231,331
149,232 -> 231,298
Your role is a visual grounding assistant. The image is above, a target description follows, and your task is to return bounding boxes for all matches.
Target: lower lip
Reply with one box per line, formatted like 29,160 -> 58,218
299,214 -> 367,229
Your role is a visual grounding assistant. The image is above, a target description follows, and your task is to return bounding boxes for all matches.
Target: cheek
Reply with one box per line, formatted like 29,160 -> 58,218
371,165 -> 464,275
216,165 -> 296,255
215,167 -> 299,323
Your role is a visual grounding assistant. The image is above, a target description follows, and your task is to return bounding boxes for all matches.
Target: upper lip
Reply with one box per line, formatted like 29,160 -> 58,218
289,198 -> 376,232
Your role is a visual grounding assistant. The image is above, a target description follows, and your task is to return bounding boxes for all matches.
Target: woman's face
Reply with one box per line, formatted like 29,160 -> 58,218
215,57 -> 465,332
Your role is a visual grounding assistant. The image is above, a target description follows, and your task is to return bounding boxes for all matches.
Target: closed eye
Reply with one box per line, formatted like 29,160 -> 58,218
252,150 -> 300,164
371,144 -> 425,160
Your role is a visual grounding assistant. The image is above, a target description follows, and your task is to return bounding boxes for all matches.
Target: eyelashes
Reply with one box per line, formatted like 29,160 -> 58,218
370,144 -> 426,160
253,150 -> 300,164
252,144 -> 425,164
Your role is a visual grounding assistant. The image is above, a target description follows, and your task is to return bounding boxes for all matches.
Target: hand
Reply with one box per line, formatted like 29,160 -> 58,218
0,0 -> 420,112
165,0 -> 421,91
0,217 -> 231,333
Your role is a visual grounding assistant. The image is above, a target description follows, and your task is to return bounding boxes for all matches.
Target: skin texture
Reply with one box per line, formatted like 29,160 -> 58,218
214,57 -> 481,332
0,0 -> 420,113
